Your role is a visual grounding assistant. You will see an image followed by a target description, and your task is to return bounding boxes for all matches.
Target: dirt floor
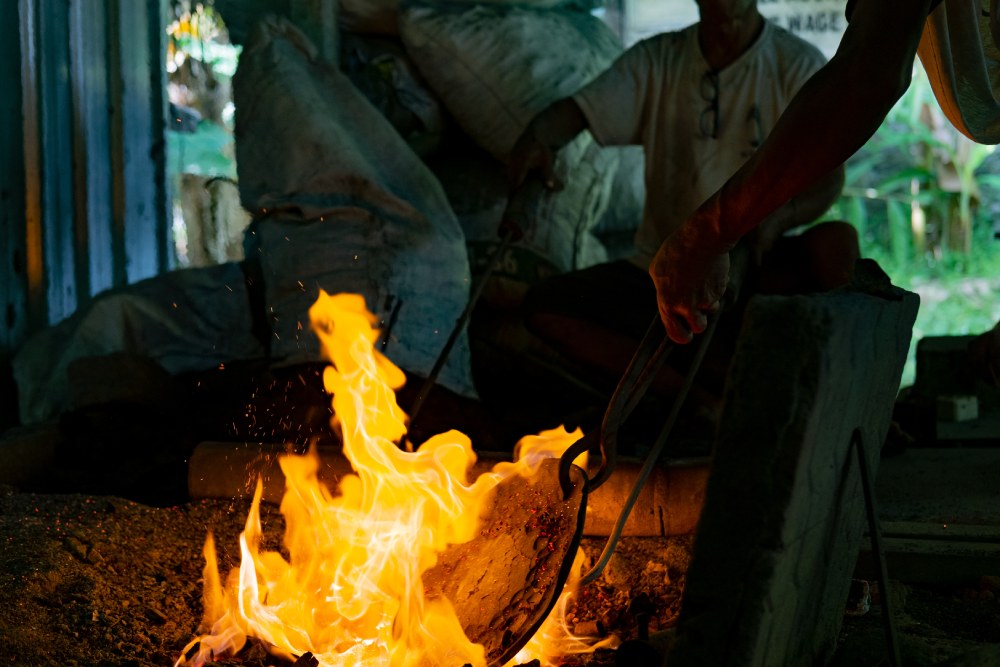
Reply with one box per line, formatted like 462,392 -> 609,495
3,353 -> 1000,666
1,485 -> 999,667
0,486 -> 691,667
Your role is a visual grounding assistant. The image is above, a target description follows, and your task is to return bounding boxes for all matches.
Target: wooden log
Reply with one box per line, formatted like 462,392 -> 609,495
187,441 -> 710,537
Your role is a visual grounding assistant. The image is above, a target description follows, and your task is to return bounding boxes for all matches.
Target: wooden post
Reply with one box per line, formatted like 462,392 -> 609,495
668,267 -> 919,667
110,0 -> 171,283
70,0 -> 115,299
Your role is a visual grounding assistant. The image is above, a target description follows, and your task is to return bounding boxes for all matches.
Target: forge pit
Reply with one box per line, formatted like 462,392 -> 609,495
0,489 -> 692,667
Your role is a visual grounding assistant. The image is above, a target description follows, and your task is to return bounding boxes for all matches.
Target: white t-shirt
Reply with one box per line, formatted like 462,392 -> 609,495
574,21 -> 826,267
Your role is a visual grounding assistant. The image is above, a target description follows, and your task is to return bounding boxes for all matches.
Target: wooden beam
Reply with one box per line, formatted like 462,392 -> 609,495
36,0 -> 78,325
117,0 -> 170,282
20,0 -> 55,331
107,0 -> 128,289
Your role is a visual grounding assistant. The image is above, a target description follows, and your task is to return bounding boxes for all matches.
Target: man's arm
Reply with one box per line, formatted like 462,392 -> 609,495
506,97 -> 589,191
993,0 -> 1000,50
749,164 -> 845,260
651,0 -> 935,343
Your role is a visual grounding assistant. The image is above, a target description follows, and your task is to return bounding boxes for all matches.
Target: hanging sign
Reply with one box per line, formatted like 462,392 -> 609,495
625,0 -> 848,58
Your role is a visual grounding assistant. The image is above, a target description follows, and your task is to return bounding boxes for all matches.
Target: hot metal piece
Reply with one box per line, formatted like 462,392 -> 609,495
424,458 -> 588,667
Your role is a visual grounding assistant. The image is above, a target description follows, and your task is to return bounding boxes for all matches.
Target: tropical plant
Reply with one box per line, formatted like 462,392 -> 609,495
821,64 -> 1000,387
827,65 -> 999,282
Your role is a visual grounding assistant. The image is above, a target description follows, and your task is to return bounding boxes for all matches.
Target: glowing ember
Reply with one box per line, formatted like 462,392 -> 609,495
177,291 -> 596,667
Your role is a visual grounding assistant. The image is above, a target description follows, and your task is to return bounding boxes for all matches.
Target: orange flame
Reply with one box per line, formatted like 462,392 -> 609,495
177,291 -> 592,667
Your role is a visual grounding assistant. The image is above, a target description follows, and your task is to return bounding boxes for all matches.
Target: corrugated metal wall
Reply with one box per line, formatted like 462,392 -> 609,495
1,0 -> 169,429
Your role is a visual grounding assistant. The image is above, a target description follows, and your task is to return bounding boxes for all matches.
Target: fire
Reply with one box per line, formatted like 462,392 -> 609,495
514,551 -> 619,666
177,291 -> 592,667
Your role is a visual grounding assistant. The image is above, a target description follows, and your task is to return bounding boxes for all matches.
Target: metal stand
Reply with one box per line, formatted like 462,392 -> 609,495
852,428 -> 901,667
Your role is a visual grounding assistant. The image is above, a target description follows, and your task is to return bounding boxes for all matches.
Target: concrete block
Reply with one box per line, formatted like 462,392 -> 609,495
877,448 -> 1000,526
855,522 -> 1000,585
668,273 -> 919,667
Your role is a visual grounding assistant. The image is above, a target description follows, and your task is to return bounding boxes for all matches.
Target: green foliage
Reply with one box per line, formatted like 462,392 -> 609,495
169,2 -> 240,74
167,120 -> 237,179
824,65 -> 1000,387
167,0 -> 238,178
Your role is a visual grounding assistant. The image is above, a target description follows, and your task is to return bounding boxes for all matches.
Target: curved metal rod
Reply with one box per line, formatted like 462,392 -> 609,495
579,307 -> 722,586
557,431 -> 597,499
559,317 -> 671,499
588,334 -> 672,492
574,242 -> 750,582
402,229 -> 514,451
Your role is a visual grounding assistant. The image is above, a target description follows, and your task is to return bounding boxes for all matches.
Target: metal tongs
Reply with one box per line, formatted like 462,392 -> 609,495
559,244 -> 747,585
556,311 -> 719,584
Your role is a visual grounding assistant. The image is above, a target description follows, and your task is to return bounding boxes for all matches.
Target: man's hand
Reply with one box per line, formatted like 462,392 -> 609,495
506,126 -> 563,193
649,216 -> 732,344
506,97 -> 587,192
504,99 -> 587,239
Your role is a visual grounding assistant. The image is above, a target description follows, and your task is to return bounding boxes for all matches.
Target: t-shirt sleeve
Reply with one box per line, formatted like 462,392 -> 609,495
573,38 -> 656,146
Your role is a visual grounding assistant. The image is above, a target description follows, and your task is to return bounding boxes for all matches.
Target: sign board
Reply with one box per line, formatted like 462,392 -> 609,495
624,0 -> 848,59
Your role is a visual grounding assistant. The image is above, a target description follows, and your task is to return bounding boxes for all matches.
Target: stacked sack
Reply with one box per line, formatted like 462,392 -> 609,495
228,1 -> 647,396
398,1 -> 626,309
234,17 -> 477,397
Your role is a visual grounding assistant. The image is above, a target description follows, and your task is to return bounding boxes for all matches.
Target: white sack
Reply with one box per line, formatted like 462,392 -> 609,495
400,4 -> 626,305
341,0 -> 597,36
399,4 -> 622,161
13,263 -> 263,425
592,145 -> 645,260
234,16 -> 476,397
341,33 -> 445,158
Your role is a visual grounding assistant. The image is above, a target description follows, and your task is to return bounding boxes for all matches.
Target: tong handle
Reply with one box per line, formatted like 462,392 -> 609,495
559,317 -> 671,498
557,239 -> 750,499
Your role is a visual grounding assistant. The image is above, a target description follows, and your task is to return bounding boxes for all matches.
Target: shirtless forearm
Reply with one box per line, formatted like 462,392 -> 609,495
753,163 -> 845,254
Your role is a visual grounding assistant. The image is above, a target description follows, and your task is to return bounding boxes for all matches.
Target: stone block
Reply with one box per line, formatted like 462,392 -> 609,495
936,395 -> 979,422
668,276 -> 919,667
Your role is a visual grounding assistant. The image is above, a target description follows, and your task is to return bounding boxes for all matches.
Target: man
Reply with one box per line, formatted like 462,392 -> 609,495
506,0 -> 849,410
652,0 -> 1000,344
